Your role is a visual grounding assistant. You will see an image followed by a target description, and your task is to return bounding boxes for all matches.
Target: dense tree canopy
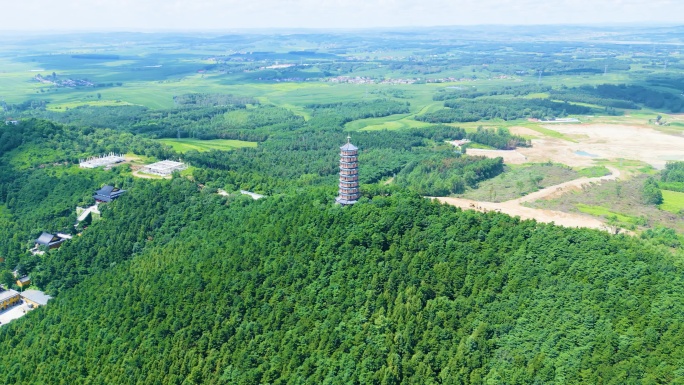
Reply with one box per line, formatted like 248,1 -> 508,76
417,98 -> 593,123
1,189 -> 684,384
654,161 -> 684,193
551,84 -> 684,112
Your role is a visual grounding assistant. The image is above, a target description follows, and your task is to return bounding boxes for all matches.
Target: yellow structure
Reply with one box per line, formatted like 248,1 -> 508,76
0,289 -> 20,310
16,276 -> 31,288
21,290 -> 52,307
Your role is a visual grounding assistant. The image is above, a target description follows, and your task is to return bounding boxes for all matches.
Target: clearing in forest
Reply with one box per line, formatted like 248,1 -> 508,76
157,139 -> 257,153
434,167 -> 621,231
516,123 -> 684,169
443,119 -> 684,231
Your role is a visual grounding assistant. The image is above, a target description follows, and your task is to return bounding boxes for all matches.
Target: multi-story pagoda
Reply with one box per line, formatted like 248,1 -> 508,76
336,136 -> 360,205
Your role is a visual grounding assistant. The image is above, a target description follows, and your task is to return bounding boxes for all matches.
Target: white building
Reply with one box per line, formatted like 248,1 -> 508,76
79,153 -> 125,169
140,160 -> 187,176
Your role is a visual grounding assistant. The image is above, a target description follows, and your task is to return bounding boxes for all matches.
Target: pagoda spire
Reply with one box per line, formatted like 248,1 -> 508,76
335,137 -> 360,205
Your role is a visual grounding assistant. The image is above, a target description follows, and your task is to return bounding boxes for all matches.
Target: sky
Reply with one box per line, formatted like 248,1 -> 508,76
3,0 -> 683,31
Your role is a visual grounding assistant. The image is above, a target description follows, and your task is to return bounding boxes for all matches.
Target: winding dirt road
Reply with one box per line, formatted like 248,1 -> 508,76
433,167 -> 621,231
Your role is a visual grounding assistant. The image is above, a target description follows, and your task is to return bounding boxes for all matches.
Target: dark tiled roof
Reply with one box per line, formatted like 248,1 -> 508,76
96,185 -> 116,195
36,232 -> 57,246
340,142 -> 358,151
94,185 -> 126,202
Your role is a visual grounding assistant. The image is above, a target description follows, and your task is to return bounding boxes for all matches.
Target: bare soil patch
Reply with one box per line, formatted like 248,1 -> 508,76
433,196 -> 607,230
436,167 -> 621,232
465,148 -> 528,164
518,124 -> 684,169
439,123 -> 683,231
509,126 -> 542,137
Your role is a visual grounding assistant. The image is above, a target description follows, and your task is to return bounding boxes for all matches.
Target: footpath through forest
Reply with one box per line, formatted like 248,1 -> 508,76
433,167 -> 621,231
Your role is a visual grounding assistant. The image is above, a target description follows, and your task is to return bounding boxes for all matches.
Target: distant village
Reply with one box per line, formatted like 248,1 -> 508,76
244,74 -> 516,84
326,76 -> 483,85
33,73 -> 94,88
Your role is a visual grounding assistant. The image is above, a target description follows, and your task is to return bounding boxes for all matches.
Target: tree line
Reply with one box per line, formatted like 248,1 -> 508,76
417,98 -> 593,123
550,84 -> 684,112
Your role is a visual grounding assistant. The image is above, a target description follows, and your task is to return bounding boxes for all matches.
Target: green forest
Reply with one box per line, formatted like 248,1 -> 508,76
2,117 -> 684,384
416,98 -> 594,123
549,84 -> 684,112
2,186 -> 684,384
0,119 -> 506,280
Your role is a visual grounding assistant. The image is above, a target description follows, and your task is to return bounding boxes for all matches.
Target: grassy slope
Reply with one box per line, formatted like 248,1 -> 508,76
660,190 -> 684,214
460,163 -> 580,202
527,175 -> 684,233
157,138 -> 257,153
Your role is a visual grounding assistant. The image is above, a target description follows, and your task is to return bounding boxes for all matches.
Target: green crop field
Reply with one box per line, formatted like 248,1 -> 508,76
576,204 -> 638,223
157,138 -> 258,153
660,190 -> 684,214
347,102 -> 444,131
47,99 -> 140,110
577,166 -> 611,178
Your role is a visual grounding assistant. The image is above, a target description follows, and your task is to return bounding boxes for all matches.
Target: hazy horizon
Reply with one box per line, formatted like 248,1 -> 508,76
3,0 -> 683,32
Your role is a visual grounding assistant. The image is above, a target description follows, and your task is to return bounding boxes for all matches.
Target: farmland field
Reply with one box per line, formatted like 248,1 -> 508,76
157,138 -> 258,153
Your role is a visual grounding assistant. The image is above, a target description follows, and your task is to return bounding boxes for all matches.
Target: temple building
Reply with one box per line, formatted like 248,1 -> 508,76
93,185 -> 126,203
79,153 -> 125,169
16,276 -> 31,289
21,290 -> 52,308
336,136 -> 360,205
35,232 -> 68,250
0,289 -> 20,311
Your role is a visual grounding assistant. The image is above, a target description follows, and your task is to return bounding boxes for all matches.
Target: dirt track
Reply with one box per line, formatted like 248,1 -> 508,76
433,167 -> 621,231
434,196 -> 608,229
438,122 -> 684,231
509,167 -> 620,204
